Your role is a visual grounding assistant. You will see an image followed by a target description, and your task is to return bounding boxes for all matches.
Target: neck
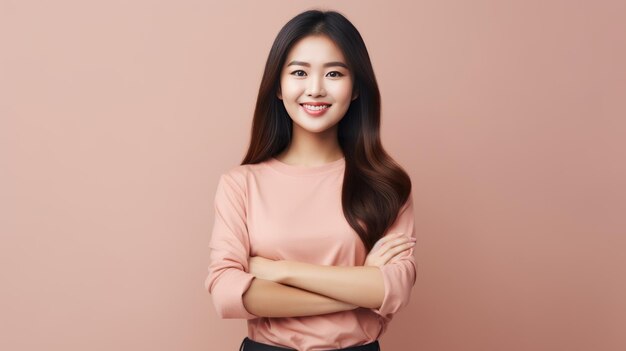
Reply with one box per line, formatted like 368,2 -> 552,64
276,125 -> 343,166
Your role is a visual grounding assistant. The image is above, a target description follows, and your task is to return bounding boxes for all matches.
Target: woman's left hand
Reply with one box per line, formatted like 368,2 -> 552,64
247,256 -> 285,283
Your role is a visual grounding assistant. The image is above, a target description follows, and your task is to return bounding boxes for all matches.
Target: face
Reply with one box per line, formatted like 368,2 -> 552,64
277,35 -> 358,135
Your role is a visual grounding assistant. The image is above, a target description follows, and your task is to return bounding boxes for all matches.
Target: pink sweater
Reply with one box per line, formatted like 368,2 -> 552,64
204,156 -> 416,350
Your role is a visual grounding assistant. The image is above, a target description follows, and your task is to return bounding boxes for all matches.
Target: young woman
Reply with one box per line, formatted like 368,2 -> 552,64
205,9 -> 416,351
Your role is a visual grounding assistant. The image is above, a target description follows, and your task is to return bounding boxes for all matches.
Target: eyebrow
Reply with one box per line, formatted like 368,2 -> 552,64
286,60 -> 349,69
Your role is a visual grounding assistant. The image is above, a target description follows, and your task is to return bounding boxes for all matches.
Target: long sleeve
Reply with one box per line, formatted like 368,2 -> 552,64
204,172 -> 258,319
368,193 -> 417,323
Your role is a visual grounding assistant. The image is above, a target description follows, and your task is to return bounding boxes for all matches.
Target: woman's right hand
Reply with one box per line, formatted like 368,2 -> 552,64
364,232 -> 415,267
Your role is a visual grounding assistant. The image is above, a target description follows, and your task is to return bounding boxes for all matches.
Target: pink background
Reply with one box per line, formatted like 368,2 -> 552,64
1,1 -> 625,350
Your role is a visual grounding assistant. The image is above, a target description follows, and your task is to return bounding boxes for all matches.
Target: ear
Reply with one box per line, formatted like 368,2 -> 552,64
277,88 -> 282,100
351,89 -> 359,101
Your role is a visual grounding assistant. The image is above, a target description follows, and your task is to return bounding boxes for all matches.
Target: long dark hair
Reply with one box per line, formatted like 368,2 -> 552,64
241,9 -> 412,252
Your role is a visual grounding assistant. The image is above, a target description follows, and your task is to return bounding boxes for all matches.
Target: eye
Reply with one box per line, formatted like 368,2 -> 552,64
290,70 -> 306,77
289,70 -> 345,78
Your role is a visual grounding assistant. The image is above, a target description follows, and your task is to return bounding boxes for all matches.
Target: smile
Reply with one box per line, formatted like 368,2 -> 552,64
300,103 -> 331,116
301,104 -> 331,110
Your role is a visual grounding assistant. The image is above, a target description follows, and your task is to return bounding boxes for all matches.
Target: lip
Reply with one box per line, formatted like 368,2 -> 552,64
300,102 -> 332,106
300,103 -> 331,117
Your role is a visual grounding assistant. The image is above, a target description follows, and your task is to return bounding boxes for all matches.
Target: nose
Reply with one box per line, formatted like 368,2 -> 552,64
305,74 -> 326,97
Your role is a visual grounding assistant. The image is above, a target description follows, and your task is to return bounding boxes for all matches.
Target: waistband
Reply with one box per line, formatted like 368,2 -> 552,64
239,337 -> 380,351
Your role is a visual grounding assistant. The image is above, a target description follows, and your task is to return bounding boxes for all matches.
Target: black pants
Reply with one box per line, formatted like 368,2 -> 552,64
238,337 -> 381,351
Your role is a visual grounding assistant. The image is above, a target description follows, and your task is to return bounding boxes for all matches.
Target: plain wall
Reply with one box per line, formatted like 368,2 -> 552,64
1,1 -> 625,350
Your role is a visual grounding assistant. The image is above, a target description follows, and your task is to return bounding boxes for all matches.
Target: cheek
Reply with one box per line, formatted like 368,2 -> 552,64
329,82 -> 353,101
280,78 -> 301,97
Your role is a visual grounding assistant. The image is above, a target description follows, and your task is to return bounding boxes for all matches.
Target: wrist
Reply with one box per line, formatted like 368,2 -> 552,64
275,260 -> 292,284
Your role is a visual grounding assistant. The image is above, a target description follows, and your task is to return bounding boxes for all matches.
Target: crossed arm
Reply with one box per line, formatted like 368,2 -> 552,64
242,261 -> 385,317
243,231 -> 416,318
207,173 -> 416,319
242,275 -> 362,318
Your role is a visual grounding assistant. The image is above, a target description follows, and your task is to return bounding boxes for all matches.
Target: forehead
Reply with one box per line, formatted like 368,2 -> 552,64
285,35 -> 347,65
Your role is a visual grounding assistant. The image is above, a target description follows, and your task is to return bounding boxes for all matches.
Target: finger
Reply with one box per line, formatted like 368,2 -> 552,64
377,233 -> 407,248
377,232 -> 404,244
390,242 -> 415,257
379,244 -> 398,263
387,251 -> 406,264
372,232 -> 402,250
381,241 -> 415,262
380,235 -> 413,251
380,249 -> 398,265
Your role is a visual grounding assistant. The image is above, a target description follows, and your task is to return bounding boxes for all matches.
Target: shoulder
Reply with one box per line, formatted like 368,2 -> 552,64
217,161 -> 267,194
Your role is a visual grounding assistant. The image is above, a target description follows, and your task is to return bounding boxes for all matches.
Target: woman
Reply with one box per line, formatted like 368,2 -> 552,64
205,9 -> 417,351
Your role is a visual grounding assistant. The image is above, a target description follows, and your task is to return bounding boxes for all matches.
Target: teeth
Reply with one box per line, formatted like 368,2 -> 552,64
303,104 -> 330,111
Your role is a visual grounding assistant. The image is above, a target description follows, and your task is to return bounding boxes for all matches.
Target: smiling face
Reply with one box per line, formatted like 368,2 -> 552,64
277,34 -> 358,136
